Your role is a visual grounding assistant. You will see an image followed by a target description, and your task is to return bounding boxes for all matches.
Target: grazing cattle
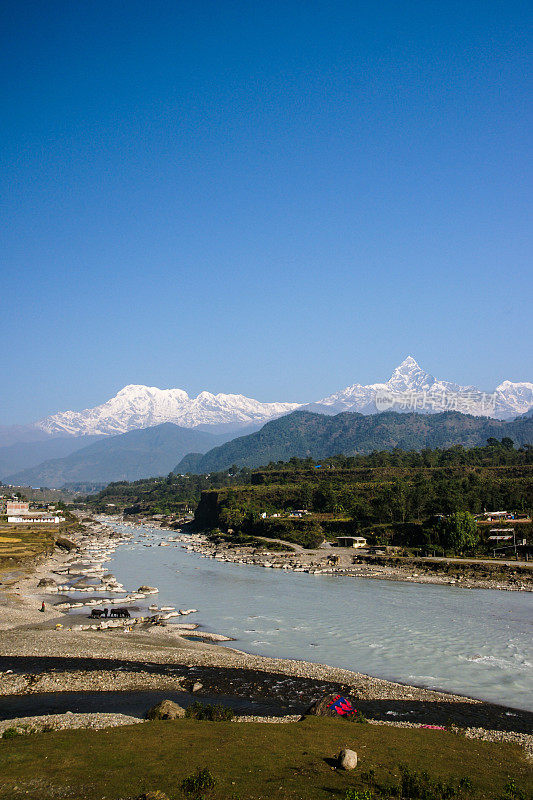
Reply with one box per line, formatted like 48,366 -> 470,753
109,607 -> 130,618
89,609 -> 105,618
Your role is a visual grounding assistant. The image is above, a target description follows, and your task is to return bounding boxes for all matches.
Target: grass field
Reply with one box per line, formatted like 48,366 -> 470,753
0,717 -> 531,800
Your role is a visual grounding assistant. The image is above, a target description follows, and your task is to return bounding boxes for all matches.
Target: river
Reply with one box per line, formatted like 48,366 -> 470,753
105,524 -> 533,711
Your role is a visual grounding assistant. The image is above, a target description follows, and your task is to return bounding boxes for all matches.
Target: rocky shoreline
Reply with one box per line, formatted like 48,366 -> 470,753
0,514 -> 531,758
0,711 -> 144,735
173,530 -> 533,592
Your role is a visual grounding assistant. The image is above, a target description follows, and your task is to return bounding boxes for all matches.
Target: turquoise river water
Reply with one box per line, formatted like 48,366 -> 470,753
106,524 -> 533,711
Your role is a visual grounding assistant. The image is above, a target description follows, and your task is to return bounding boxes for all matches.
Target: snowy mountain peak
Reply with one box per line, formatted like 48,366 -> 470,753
35,385 -> 301,437
312,358 -> 533,420
116,384 -> 189,400
395,355 -> 418,369
386,357 -> 435,392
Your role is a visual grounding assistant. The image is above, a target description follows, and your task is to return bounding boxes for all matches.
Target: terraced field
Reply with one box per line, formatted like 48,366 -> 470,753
0,527 -> 56,569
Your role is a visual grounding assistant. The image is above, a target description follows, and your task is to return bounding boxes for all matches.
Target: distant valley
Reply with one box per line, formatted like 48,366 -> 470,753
2,423 -> 240,487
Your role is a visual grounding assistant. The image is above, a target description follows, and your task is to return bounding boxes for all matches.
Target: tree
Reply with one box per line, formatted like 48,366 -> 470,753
348,498 -> 372,527
439,512 -> 479,554
298,482 -> 312,509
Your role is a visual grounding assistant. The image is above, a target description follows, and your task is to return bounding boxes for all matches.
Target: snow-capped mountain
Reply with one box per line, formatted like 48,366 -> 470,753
36,385 -> 301,437
310,357 -> 533,420
29,358 -> 533,440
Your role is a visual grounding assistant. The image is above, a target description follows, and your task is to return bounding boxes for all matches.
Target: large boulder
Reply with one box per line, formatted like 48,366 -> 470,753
145,700 -> 185,720
338,748 -> 358,770
55,537 -> 77,552
37,578 -> 56,587
306,693 -> 357,718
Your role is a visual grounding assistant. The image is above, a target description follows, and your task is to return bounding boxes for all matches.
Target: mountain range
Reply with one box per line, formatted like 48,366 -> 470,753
3,357 -> 532,444
306,357 -> 533,419
1,357 -> 532,486
5,410 -> 533,488
35,386 -> 301,437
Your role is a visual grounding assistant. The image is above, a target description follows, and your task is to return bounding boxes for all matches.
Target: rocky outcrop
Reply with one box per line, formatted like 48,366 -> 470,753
55,537 -> 77,552
37,578 -> 56,587
145,700 -> 186,720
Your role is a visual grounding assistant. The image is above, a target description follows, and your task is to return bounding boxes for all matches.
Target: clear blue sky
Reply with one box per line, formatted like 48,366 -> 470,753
1,0 -> 531,424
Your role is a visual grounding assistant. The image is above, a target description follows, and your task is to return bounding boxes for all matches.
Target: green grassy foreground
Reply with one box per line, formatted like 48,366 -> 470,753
0,717 -> 531,800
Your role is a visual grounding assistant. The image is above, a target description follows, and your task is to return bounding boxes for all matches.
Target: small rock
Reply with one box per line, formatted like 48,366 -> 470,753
192,681 -> 203,692
338,748 -> 358,770
138,585 -> 159,594
145,700 -> 186,720
37,578 -> 56,587
137,792 -> 170,800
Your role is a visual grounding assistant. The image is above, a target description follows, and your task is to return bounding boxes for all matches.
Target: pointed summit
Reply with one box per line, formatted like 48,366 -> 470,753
398,355 -> 418,368
387,357 -> 435,392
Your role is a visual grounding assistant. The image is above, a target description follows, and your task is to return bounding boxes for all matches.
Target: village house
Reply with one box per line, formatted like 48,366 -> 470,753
5,500 -> 30,516
336,536 -> 367,548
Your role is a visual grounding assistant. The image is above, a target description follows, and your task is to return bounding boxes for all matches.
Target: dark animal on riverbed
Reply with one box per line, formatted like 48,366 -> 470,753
109,607 -> 130,618
89,609 -> 105,619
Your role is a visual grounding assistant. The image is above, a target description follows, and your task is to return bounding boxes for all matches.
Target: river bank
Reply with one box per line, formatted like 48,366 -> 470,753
0,515 -> 531,756
166,527 -> 533,592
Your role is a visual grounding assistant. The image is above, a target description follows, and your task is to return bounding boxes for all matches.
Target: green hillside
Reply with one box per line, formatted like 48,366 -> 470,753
193,439 -> 533,551
175,410 -> 533,473
87,437 -> 533,554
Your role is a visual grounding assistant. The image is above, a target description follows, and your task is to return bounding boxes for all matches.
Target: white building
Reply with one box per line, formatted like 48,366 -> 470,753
336,536 -> 367,548
8,514 -> 65,524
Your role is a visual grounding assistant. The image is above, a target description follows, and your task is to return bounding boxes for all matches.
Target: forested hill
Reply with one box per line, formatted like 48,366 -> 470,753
86,438 -> 532,528
174,410 -> 533,474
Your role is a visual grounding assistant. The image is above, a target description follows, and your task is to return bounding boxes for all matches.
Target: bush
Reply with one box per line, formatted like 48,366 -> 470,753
393,765 -> 473,798
207,530 -> 291,551
351,711 -> 369,724
499,781 -> 526,800
180,767 -> 216,796
251,517 -> 324,548
1,727 -> 22,739
184,701 -> 234,721
344,790 -> 373,800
